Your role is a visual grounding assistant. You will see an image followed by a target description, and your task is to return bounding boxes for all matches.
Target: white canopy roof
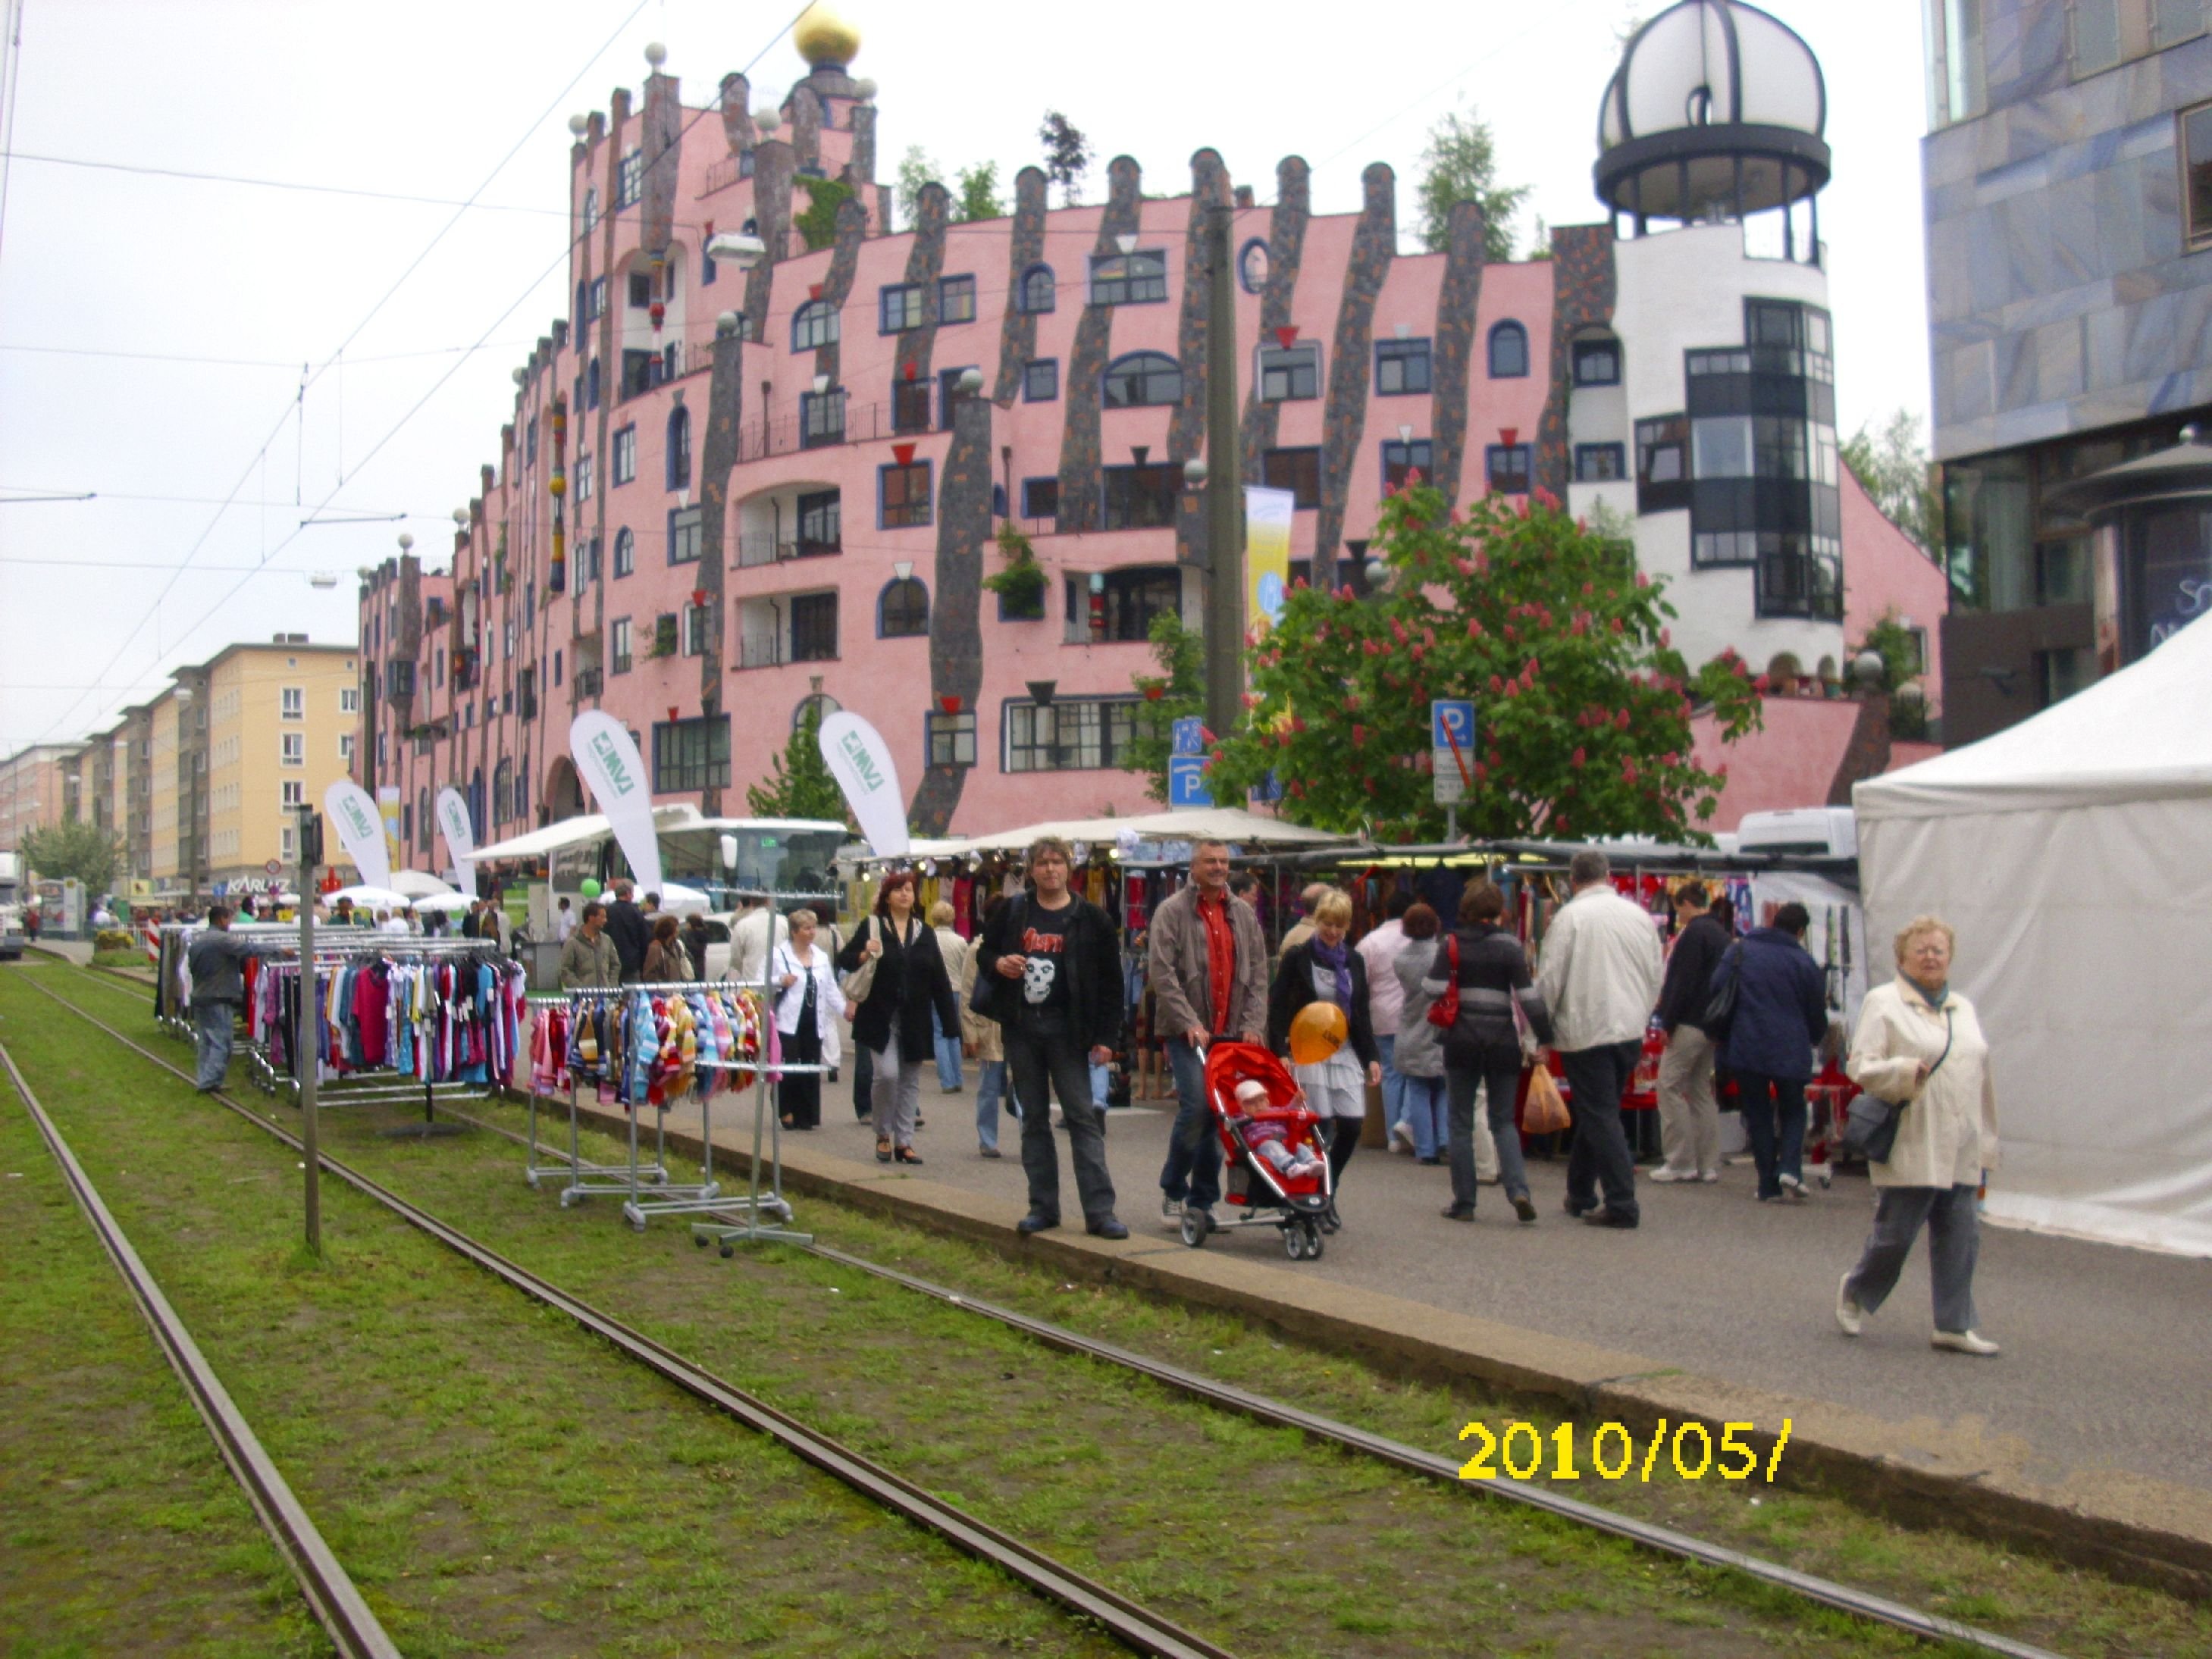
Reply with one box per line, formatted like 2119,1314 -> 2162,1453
1857,612 -> 2212,821
471,803 -> 705,862
854,806 -> 1355,860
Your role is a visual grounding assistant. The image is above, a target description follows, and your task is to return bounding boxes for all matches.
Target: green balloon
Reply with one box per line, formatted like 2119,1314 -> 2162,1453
579,878 -> 602,898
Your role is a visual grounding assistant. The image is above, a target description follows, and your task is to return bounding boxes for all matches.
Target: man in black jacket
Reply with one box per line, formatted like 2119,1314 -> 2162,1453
973,837 -> 1128,1239
1651,884 -> 1730,1183
604,879 -> 650,984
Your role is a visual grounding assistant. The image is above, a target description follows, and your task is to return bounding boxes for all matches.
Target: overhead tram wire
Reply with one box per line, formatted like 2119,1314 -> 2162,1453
26,0 -> 656,750
0,149 -> 567,215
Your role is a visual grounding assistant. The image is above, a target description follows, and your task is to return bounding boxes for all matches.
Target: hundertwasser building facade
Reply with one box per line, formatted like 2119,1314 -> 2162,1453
356,0 -> 1944,852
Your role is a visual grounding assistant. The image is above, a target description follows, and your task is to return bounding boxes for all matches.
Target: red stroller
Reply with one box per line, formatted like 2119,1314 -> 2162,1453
1181,1041 -> 1335,1260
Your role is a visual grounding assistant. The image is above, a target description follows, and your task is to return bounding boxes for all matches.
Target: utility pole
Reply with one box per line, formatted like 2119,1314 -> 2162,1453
296,806 -> 321,1256
1202,199 -> 1243,745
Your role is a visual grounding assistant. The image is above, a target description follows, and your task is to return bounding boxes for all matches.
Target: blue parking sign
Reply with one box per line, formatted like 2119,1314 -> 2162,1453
1168,756 -> 1213,809
1431,699 -> 1475,751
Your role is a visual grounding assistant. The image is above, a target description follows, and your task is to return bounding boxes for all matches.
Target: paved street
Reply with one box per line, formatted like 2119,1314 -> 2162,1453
769,1077 -> 2212,1496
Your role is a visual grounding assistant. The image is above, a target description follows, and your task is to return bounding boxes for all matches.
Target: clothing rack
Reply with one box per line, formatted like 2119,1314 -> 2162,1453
522,991 -> 670,1202
249,935 -> 519,1138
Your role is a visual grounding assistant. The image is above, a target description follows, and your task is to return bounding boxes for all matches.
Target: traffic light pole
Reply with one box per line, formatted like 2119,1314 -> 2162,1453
1202,200 -> 1243,746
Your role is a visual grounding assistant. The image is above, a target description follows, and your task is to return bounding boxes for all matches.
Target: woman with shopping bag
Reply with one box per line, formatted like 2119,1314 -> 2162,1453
1427,881 -> 1553,1224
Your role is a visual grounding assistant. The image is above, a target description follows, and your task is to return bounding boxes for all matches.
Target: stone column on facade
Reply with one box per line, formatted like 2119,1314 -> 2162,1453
910,386 -> 994,837
1427,199 -> 1489,513
587,90 -> 630,712
892,182 -> 951,391
788,85 -> 822,177
990,167 -> 1048,406
642,71 -> 681,257
747,139 -> 796,332
814,196 -> 868,392
1171,150 -> 1233,571
1534,224 -> 1617,500
1054,156 -> 1145,534
695,321 -> 748,817
719,73 -> 756,155
1314,163 -> 1396,592
848,100 -> 876,188
1238,156 -> 1311,486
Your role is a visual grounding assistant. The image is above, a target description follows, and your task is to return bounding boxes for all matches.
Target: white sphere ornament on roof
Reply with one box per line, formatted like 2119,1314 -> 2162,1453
643,41 -> 667,70
1595,0 -> 1828,224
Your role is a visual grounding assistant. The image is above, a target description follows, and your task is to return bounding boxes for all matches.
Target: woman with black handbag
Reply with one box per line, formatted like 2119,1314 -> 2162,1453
1427,881 -> 1552,1224
836,872 -> 961,1166
1836,915 -> 2004,1355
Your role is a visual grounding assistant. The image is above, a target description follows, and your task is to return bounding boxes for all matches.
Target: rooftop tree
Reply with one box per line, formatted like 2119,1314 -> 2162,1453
1202,483 -> 1763,843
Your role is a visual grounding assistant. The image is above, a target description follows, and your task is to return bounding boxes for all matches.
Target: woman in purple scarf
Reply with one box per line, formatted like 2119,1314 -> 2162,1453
1267,887 -> 1383,1230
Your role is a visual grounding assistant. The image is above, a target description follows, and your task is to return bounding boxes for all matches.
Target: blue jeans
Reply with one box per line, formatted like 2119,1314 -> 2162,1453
1089,1060 -> 1110,1110
1156,1036 -> 1221,1210
932,1007 -> 964,1091
193,999 -> 236,1089
975,1060 -> 1008,1150
1400,1072 -> 1448,1159
1377,1033 -> 1409,1132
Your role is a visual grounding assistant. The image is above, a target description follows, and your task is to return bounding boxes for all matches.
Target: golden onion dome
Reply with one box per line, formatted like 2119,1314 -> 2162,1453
793,3 -> 861,68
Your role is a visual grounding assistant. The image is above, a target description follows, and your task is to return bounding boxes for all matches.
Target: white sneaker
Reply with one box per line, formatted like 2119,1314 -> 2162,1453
1648,1166 -> 1695,1183
1389,1122 -> 1416,1153
1835,1273 -> 1863,1337
1778,1172 -> 1807,1201
1932,1329 -> 2001,1356
1161,1195 -> 1182,1222
1700,1171 -> 1722,1183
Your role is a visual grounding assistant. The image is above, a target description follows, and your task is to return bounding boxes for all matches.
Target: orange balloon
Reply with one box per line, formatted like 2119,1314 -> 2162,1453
1288,1001 -> 1349,1066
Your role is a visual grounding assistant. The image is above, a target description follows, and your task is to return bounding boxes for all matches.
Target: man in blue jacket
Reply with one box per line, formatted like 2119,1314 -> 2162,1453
1715,901 -> 1830,1203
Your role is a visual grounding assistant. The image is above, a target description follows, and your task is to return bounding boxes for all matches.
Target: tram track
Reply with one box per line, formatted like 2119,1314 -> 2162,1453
33,958 -> 2068,1659
11,965 -> 1233,1659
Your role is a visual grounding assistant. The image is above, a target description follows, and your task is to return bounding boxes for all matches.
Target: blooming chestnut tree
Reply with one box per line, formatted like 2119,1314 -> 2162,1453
1207,481 -> 1763,842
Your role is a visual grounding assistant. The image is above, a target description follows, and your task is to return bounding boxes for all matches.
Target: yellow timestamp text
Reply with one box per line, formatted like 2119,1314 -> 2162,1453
1458,1417 -> 1791,1483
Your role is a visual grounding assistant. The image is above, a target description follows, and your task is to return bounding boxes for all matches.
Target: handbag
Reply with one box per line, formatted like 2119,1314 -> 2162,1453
1523,1064 -> 1571,1135
1843,1009 -> 1953,1164
966,896 -> 1025,1026
1700,943 -> 1742,1035
1426,934 -> 1460,1030
838,916 -> 880,1005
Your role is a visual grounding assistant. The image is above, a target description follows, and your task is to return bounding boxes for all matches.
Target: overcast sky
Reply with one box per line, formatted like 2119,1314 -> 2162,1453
0,0 -> 1932,753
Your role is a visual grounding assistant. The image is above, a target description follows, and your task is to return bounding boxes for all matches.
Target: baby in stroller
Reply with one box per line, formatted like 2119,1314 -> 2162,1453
1181,1040 -> 1335,1260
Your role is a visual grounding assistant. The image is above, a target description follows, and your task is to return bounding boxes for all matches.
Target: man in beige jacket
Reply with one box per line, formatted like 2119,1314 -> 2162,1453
1147,840 -> 1267,1225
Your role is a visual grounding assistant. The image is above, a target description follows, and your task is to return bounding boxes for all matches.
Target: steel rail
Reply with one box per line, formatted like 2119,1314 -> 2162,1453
17,971 -> 1236,1659
46,962 -> 2066,1657
0,1035 -> 403,1659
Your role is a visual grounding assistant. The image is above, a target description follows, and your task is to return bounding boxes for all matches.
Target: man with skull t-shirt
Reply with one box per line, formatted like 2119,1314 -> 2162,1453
973,835 -> 1127,1239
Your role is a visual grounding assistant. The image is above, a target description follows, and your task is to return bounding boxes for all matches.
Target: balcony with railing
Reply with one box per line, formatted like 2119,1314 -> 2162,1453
735,399 -> 902,463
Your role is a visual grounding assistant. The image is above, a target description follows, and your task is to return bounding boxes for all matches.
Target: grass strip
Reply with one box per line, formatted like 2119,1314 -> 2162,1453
0,1039 -> 322,1659
0,966 -> 1123,1659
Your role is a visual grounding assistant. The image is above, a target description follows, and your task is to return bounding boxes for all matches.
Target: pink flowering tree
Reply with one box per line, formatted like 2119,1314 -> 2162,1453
1206,480 -> 1763,842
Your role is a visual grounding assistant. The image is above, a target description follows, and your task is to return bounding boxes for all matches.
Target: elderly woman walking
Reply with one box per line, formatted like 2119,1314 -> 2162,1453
1837,915 -> 2004,1355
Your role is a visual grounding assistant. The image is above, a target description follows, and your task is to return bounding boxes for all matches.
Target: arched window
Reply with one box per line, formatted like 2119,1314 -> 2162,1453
585,357 -> 602,408
1019,263 -> 1056,314
792,299 -> 838,352
493,759 -> 514,826
791,691 -> 841,732
878,576 -> 929,637
581,186 -> 599,235
468,768 -> 484,841
666,405 -> 691,490
575,280 -> 589,326
515,765 -> 530,824
1237,237 -> 1270,295
1488,321 -> 1529,379
1103,351 -> 1183,408
613,527 -> 635,578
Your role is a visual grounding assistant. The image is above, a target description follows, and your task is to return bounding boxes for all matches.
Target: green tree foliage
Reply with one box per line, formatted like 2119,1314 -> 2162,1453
1841,409 -> 1941,555
1415,103 -> 1531,263
1208,484 -> 1765,843
794,176 -> 853,252
1120,610 -> 1206,804
1854,611 -> 1933,741
954,161 -> 1004,223
746,703 -> 849,822
1038,110 -> 1093,206
982,523 -> 1048,616
20,817 -> 125,897
895,145 -> 940,230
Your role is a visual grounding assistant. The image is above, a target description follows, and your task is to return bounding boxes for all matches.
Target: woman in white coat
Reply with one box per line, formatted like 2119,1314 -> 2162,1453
772,908 -> 844,1130
1837,915 -> 2003,1354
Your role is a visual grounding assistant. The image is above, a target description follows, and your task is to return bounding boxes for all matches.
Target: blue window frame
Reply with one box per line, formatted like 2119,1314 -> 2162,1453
1376,337 -> 1431,395
1258,342 -> 1319,402
1572,337 -> 1621,386
1089,250 -> 1167,305
792,298 -> 838,352
879,283 -> 923,333
1574,442 -> 1627,482
667,505 -> 703,565
1383,440 -> 1434,490
587,276 -> 607,320
1488,321 -> 1529,378
1487,444 -> 1534,494
1102,350 -> 1182,408
878,576 -> 929,637
1023,358 -> 1059,402
666,405 -> 691,490
1021,476 -> 1059,521
585,358 -> 601,410
1018,264 -> 1055,313
1237,237 -> 1270,294
938,274 -> 976,324
613,527 -> 635,578
616,148 -> 644,208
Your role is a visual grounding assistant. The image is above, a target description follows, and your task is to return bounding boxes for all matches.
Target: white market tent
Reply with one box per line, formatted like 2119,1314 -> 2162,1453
859,807 -> 1352,860
1855,612 -> 2212,1257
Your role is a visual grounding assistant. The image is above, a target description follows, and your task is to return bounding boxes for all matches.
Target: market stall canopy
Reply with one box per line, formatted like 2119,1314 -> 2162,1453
470,804 -> 706,863
857,807 -> 1356,860
324,884 -> 414,912
1855,612 -> 2212,1257
659,881 -> 711,917
410,891 -> 474,913
390,870 -> 456,899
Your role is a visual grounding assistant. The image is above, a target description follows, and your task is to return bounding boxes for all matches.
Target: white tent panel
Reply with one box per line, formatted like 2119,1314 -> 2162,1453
1856,614 -> 2212,1257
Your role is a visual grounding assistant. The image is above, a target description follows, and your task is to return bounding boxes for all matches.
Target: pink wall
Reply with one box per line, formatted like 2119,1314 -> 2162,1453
1840,467 -> 1947,713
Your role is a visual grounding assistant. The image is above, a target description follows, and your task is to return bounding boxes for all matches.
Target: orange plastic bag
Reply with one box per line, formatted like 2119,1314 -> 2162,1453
1523,1066 -> 1571,1136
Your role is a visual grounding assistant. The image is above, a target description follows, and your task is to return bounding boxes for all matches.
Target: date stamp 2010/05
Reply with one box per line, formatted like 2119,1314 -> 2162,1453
1458,1418 -> 1792,1483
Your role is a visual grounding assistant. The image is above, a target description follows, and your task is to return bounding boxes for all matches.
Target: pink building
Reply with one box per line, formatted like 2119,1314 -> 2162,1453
356,2 -> 1944,854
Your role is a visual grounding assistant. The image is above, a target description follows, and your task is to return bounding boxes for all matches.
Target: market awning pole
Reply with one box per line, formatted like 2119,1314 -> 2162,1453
296,807 -> 321,1256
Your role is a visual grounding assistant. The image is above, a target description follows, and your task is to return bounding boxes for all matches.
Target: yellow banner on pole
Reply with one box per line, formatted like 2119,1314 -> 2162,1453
1245,485 -> 1294,635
